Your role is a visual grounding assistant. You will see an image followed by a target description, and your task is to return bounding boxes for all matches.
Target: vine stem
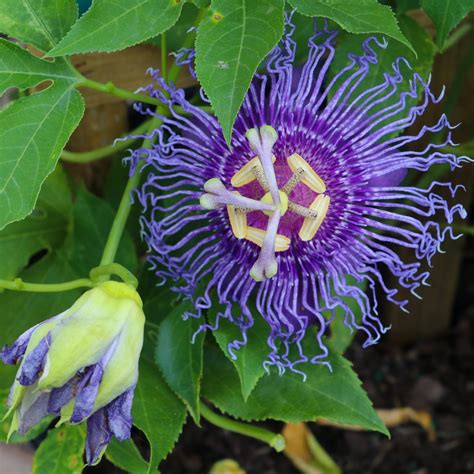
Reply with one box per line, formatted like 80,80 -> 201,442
76,78 -> 163,107
0,278 -> 93,293
199,402 -> 286,452
99,7 -> 208,267
61,118 -> 152,163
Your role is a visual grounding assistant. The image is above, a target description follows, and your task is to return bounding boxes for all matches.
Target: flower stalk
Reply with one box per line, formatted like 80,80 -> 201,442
199,402 -> 285,452
0,278 -> 93,293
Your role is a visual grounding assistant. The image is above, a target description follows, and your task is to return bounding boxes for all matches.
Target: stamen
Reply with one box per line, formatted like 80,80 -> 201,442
299,194 -> 330,241
246,126 -> 281,207
287,153 -> 326,194
200,178 -> 275,212
288,201 -> 318,219
230,155 -> 275,188
235,207 -> 251,214
252,165 -> 269,191
281,168 -> 305,195
227,192 -> 247,239
250,210 -> 281,282
245,226 -> 291,251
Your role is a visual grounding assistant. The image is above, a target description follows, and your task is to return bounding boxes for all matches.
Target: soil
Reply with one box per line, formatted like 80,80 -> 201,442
94,236 -> 474,474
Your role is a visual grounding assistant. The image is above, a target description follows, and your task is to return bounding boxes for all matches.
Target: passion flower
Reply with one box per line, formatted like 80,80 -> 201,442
132,20 -> 469,374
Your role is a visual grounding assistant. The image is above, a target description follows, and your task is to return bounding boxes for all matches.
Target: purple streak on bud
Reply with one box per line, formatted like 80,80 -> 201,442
107,386 -> 134,441
17,333 -> 51,386
47,377 -> 76,415
85,408 -> 111,466
17,392 -> 50,436
0,325 -> 39,365
70,364 -> 104,423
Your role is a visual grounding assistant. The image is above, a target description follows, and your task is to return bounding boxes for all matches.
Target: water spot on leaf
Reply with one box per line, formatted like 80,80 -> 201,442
217,61 -> 229,69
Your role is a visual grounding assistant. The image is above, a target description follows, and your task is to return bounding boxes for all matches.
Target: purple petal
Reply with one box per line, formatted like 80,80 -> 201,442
17,333 -> 51,386
17,391 -> 50,435
106,387 -> 135,441
368,168 -> 407,187
70,364 -> 104,423
85,408 -> 111,465
1,325 -> 39,365
47,377 -> 77,415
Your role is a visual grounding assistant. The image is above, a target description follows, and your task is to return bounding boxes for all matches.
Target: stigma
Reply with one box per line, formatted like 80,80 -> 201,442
200,126 -> 330,281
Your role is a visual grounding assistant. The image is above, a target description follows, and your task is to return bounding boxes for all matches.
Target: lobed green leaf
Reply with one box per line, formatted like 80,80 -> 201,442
106,439 -> 148,474
210,307 -> 270,401
203,343 -> 388,435
0,82 -> 84,230
133,359 -> 187,472
0,40 -> 78,97
195,0 -> 285,144
65,188 -> 138,275
0,166 -> 72,279
49,0 -> 184,56
0,0 -> 78,53
421,0 -> 474,49
155,302 -> 205,423
32,424 -> 86,474
288,0 -> 414,53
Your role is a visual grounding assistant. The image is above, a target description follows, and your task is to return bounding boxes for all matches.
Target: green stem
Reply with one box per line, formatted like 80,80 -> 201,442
90,263 -> 138,288
452,224 -> 474,236
99,9 -> 207,267
0,278 -> 93,293
76,78 -> 163,107
61,119 -> 152,163
199,402 -> 285,452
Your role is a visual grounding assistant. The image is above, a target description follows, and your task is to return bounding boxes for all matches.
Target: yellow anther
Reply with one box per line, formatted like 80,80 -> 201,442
231,155 -> 276,188
287,153 -> 326,194
226,192 -> 248,239
261,190 -> 288,217
245,226 -> 290,252
299,194 -> 330,241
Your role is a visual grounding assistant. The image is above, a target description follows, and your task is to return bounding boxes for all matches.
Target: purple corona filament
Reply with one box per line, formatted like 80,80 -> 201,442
131,18 -> 471,374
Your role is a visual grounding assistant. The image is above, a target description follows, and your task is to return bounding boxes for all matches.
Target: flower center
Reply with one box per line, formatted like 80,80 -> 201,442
200,126 -> 330,281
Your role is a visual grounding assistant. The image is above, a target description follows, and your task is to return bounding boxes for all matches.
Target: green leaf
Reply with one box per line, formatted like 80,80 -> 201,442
49,0 -> 184,56
287,0 -> 414,53
150,2 -> 199,52
0,0 -> 78,53
0,387 -> 52,443
195,0 -> 285,144
421,0 -> 474,49
106,439 -> 148,474
0,252 -> 82,349
397,0 -> 420,14
0,40 -> 78,96
0,166 -> 72,279
203,343 -> 388,435
327,276 -> 369,353
133,359 -> 187,471
65,188 -> 138,275
193,0 -> 211,8
155,301 -> 205,422
0,82 -> 84,230
32,424 -> 86,474
210,307 -> 270,401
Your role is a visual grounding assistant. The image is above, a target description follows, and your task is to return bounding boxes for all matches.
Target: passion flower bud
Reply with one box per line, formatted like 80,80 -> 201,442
1,281 -> 145,465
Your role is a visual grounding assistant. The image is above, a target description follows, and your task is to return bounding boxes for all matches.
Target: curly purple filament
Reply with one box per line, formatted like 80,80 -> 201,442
131,19 -> 470,375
